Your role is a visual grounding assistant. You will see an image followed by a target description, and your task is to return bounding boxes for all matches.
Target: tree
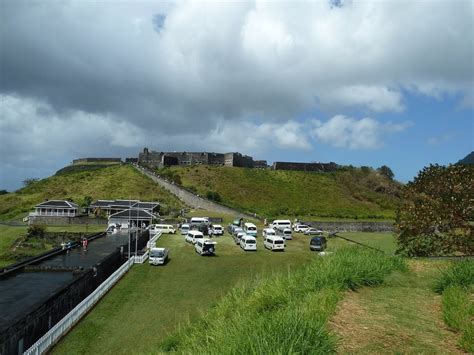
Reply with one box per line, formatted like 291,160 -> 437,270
81,196 -> 93,208
377,165 -> 394,180
395,164 -> 473,256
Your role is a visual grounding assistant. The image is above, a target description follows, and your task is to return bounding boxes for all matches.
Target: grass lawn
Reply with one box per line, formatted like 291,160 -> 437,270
0,224 -> 106,267
52,232 -> 395,354
330,259 -> 465,353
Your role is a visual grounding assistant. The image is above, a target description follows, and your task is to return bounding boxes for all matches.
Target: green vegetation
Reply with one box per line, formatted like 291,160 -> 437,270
0,165 -> 183,221
0,224 -> 105,267
396,164 -> 474,256
434,260 -> 474,352
53,232 -> 397,354
159,165 -> 401,220
160,248 -> 405,354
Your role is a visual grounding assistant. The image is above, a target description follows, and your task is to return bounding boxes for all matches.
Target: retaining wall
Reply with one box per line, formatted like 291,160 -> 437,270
306,221 -> 394,232
28,215 -> 107,226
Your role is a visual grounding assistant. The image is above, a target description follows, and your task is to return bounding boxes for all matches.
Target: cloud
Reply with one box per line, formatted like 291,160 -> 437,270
311,115 -> 412,149
427,133 -> 456,145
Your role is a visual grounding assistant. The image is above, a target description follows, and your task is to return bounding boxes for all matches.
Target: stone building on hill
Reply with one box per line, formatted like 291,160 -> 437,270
138,148 -> 254,168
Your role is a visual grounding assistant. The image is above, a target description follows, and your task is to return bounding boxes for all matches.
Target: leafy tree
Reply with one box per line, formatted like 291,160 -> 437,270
81,196 -> 93,207
377,165 -> 394,180
395,164 -> 474,256
27,225 -> 46,238
206,191 -> 222,202
23,178 -> 39,187
0,189 -> 8,195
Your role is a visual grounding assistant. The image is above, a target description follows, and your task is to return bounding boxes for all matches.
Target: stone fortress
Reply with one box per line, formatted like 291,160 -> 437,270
137,148 -> 338,172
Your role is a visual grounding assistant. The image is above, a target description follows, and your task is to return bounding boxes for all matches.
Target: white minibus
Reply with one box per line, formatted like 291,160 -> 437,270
264,235 -> 285,251
270,220 -> 292,230
185,230 -> 204,244
240,235 -> 257,251
262,228 -> 276,238
243,223 -> 258,237
276,227 -> 293,240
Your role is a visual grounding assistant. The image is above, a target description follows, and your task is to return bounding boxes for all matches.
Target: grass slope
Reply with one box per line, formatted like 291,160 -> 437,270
52,232 -> 396,354
163,165 -> 401,220
331,260 -> 467,353
0,165 -> 183,221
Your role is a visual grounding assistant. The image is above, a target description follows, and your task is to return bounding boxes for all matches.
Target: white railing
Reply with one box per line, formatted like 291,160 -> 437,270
133,251 -> 149,264
147,231 -> 163,249
24,257 -> 135,355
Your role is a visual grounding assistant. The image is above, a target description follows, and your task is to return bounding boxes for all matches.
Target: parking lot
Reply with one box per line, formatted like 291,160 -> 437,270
53,229 -> 395,354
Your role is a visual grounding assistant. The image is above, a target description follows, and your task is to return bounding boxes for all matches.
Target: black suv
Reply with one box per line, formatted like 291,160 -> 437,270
310,236 -> 327,251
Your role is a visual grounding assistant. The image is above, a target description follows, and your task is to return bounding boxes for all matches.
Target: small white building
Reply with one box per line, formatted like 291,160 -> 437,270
108,208 -> 159,228
32,200 -> 80,217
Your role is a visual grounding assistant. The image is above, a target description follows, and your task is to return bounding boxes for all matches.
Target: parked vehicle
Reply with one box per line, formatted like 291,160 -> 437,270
195,239 -> 217,256
262,228 -> 276,238
304,228 -> 324,236
185,230 -> 204,244
310,236 -> 327,251
190,217 -> 209,227
240,235 -> 257,251
293,224 -> 310,233
227,224 -> 237,234
270,219 -> 292,230
243,222 -> 258,237
232,227 -> 243,237
264,235 -> 285,251
150,224 -> 176,234
276,227 -> 293,240
234,231 -> 246,245
211,224 -> 224,236
180,223 -> 191,235
106,225 -> 117,234
149,247 -> 169,265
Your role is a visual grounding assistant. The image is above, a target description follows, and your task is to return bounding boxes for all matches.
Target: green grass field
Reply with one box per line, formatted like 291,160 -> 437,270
52,231 -> 396,354
163,165 -> 401,220
0,165 -> 183,221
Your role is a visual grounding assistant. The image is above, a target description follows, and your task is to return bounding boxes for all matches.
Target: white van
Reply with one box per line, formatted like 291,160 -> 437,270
180,223 -> 191,235
154,224 -> 176,234
270,220 -> 292,230
211,224 -> 223,236
240,235 -> 257,251
243,223 -> 258,237
185,230 -> 204,244
262,228 -> 276,238
234,231 -> 246,245
149,248 -> 169,265
276,227 -> 293,240
190,217 -> 209,226
264,235 -> 285,251
195,239 -> 217,255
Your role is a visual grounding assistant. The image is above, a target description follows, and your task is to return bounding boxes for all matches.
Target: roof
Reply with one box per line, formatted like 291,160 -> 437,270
109,208 -> 159,219
35,200 -> 79,209
90,200 -> 159,210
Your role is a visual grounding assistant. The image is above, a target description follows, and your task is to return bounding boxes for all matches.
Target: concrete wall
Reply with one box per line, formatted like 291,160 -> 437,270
306,221 -> 394,232
28,216 -> 107,226
134,165 -> 252,218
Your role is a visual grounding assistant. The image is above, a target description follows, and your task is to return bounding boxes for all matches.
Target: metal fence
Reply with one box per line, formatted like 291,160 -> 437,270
133,251 -> 149,264
23,257 -> 135,355
147,231 -> 162,249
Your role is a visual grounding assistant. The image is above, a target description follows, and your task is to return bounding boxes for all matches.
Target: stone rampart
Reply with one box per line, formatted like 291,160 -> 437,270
306,221 -> 394,232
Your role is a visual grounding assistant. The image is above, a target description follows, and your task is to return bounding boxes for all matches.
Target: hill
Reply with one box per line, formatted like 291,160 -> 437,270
159,165 -> 402,220
458,151 -> 474,165
0,165 -> 183,221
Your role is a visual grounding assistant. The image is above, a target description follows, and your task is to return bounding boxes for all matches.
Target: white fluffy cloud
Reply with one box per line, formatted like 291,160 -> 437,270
311,115 -> 413,149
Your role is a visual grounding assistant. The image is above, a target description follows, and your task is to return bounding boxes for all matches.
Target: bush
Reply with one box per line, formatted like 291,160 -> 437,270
206,191 -> 222,202
433,259 -> 474,293
159,247 -> 406,354
435,260 -> 474,352
27,225 -> 46,238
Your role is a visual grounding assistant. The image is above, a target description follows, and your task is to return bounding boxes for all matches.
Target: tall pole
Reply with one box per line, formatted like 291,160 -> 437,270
128,199 -> 131,260
135,205 -> 138,258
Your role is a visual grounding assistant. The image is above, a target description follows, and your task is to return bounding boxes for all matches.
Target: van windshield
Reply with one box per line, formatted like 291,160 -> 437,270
284,230 -> 291,234
274,240 -> 284,245
246,240 -> 256,244
150,250 -> 164,257
247,227 -> 256,231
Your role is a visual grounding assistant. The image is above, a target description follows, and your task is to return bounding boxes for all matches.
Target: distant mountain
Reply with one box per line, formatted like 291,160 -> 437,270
457,151 -> 474,165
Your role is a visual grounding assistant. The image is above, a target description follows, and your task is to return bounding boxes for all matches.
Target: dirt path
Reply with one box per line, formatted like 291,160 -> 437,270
330,260 -> 465,354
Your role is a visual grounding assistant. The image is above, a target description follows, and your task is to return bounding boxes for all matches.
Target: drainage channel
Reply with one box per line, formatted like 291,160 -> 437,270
0,230 -> 149,355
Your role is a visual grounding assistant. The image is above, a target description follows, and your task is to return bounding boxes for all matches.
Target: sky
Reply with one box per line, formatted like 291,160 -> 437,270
1,0 -> 473,191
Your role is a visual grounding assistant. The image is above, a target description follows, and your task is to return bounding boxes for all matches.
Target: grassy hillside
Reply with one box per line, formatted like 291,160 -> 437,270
161,165 -> 402,220
0,165 -> 183,221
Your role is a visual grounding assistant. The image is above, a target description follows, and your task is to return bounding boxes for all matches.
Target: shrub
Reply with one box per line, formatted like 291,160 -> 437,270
27,225 -> 46,238
433,259 -> 474,293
